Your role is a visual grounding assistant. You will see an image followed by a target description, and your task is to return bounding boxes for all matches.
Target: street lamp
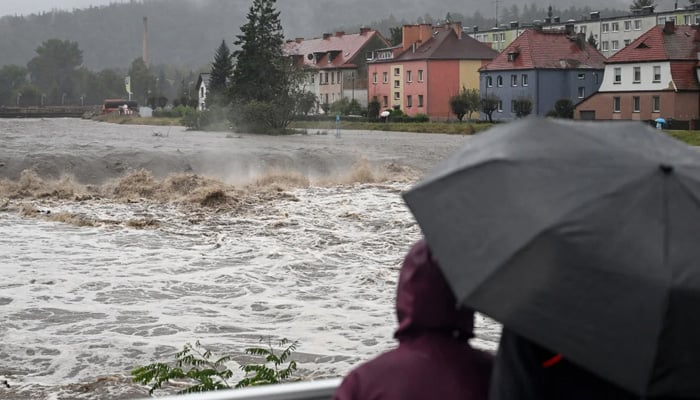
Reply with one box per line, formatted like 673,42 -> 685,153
80,94 -> 86,106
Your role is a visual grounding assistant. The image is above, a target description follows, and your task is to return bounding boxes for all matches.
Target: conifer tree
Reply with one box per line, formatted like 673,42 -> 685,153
208,39 -> 233,106
230,0 -> 285,104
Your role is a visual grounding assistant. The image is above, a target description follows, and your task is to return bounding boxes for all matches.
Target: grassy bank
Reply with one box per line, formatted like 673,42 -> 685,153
89,113 -> 700,146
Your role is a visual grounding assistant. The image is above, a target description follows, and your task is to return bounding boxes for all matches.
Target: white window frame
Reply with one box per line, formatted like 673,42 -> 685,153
522,74 -> 528,86
394,91 -> 400,101
418,70 -> 424,82
418,94 -> 424,107
601,41 -> 609,51
613,96 -> 621,112
633,66 -> 641,83
634,20 -> 642,30
612,40 -> 619,51
578,86 -> 585,98
611,22 -> 619,32
633,96 -> 640,113
511,74 -> 518,86
602,23 -> 609,33
653,66 -> 661,83
406,70 -> 412,83
652,96 -> 660,112
624,21 -> 631,31
406,95 -> 412,108
383,72 -> 388,83
497,75 -> 503,87
394,67 -> 400,76
497,100 -> 503,112
614,67 -> 622,84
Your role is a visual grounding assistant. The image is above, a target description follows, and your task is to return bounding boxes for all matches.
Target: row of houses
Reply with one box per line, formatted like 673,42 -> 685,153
196,12 -> 700,126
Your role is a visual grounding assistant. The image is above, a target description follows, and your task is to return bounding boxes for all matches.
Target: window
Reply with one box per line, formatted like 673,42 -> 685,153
418,70 -> 424,82
382,96 -> 388,107
486,76 -> 493,87
493,33 -> 499,41
634,20 -> 642,30
696,15 -> 700,25
511,74 -> 518,86
624,39 -> 631,46
652,96 -> 660,112
407,95 -> 412,108
319,72 -> 323,83
406,70 -> 412,82
611,22 -> 619,32
394,92 -> 400,101
685,15 -> 692,25
394,80 -> 400,88
578,87 -> 585,98
511,100 -> 516,112
602,23 -> 609,33
522,74 -> 528,86
624,21 -> 631,31
500,33 -> 506,42
497,75 -> 503,87
418,95 -> 424,107
337,71 -> 341,83
653,66 -> 661,82
601,41 -> 609,51
614,67 -> 622,84
578,73 -> 586,80
580,25 -> 587,34
383,72 -> 388,83
612,40 -> 619,51
394,67 -> 400,76
331,73 -> 335,84
633,66 -> 641,83
613,97 -> 621,112
372,72 -> 377,84
633,96 -> 640,112
497,100 -> 503,112
658,17 -> 666,25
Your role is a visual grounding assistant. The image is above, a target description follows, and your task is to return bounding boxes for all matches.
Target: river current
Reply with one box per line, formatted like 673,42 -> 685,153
0,119 -> 500,399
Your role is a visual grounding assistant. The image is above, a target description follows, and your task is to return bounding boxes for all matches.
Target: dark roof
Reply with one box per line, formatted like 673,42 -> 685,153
607,24 -> 700,63
395,29 -> 498,61
481,28 -> 606,71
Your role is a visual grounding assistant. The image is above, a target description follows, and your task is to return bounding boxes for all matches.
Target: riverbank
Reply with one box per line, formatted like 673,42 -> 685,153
89,114 -> 700,145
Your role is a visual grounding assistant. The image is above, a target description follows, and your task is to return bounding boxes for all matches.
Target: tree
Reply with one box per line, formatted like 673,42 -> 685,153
27,39 -> 83,105
553,99 -> 575,119
389,26 -> 403,46
0,65 -> 28,106
128,58 -> 156,104
231,0 -> 285,104
368,97 -> 380,120
450,87 -> 480,122
208,40 -> 233,106
513,97 -> 533,118
587,32 -> 598,48
481,95 -> 500,123
630,0 -> 655,10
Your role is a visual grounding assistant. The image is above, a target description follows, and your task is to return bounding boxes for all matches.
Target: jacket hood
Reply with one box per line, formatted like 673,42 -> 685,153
394,239 -> 475,341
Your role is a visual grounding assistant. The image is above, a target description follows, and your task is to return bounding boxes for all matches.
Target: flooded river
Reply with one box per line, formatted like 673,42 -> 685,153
0,119 -> 500,399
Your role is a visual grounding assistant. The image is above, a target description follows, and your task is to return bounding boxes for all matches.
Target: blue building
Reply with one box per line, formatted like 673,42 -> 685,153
479,26 -> 606,120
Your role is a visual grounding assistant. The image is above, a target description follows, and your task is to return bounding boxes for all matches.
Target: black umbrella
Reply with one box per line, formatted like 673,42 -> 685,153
403,117 -> 700,398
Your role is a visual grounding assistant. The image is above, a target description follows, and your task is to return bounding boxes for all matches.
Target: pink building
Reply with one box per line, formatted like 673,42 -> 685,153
367,23 -> 497,120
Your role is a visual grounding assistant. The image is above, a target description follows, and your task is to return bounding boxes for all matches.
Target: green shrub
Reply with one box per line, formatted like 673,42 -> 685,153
132,338 -> 299,395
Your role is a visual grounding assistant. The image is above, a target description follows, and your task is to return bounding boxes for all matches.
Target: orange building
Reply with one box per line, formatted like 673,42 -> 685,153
367,23 -> 497,120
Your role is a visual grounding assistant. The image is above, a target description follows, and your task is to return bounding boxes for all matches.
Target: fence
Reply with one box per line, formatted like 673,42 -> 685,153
137,378 -> 342,400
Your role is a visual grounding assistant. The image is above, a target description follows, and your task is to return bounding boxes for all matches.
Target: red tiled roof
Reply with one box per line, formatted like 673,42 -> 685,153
607,25 -> 700,63
670,61 -> 699,90
395,29 -> 498,61
480,29 -> 606,71
284,30 -> 388,69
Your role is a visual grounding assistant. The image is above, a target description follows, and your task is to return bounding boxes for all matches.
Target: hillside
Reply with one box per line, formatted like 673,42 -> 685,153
0,0 -> 630,71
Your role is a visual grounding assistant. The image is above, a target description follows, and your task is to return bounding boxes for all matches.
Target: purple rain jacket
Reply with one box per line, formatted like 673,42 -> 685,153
333,239 -> 493,400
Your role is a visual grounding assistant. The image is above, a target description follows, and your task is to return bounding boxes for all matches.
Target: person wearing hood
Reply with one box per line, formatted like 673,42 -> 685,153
333,239 -> 493,400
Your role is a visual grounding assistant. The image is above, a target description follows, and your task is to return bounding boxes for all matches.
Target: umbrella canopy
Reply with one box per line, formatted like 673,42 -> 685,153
655,117 -> 667,124
403,117 -> 700,398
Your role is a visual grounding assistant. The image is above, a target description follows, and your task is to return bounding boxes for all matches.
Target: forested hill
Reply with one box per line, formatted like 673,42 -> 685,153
0,0 -> 629,71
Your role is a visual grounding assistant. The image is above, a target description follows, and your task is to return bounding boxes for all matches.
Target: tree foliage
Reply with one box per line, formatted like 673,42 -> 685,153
552,99 -> 575,119
481,94 -> 500,123
449,87 -> 480,122
0,65 -> 28,105
132,338 -> 298,395
27,39 -> 83,104
513,97 -> 533,118
208,40 -> 233,107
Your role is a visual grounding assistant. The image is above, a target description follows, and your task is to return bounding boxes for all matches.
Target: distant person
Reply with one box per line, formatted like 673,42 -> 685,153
333,239 -> 493,400
489,329 -> 640,400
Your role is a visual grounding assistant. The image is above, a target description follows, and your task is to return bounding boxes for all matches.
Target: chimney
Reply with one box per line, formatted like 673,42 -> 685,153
590,11 -> 600,20
295,37 -> 304,43
565,23 -> 575,35
323,33 -> 332,40
448,21 -> 462,37
664,20 -> 676,34
142,17 -> 148,65
360,26 -> 371,35
510,21 -> 519,29
335,31 -> 345,37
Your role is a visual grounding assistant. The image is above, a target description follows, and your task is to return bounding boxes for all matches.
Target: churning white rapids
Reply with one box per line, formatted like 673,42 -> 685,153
0,119 -> 501,399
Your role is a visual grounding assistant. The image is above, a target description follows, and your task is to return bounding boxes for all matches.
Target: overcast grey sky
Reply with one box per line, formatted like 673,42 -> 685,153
0,0 -> 127,17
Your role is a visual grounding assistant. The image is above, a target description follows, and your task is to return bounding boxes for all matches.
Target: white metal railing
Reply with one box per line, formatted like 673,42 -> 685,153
138,378 -> 342,400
